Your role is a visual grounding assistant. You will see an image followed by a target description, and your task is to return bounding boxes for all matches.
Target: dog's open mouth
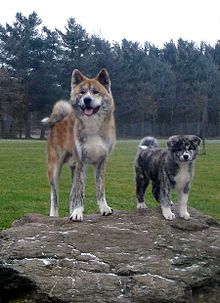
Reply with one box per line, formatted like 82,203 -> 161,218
82,106 -> 100,116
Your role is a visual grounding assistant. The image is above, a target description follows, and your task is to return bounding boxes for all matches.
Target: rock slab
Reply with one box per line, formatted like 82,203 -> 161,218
0,207 -> 220,303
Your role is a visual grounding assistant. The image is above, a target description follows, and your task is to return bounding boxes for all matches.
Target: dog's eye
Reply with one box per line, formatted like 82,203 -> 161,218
80,89 -> 86,95
92,89 -> 99,95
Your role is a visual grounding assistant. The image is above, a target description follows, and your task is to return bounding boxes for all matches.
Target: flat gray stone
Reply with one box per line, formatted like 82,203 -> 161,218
0,206 -> 219,302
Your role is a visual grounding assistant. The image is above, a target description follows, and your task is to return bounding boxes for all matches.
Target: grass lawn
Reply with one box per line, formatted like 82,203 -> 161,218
0,139 -> 219,230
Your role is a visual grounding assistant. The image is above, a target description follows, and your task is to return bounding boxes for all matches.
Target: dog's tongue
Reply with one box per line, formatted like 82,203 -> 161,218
84,108 -> 93,116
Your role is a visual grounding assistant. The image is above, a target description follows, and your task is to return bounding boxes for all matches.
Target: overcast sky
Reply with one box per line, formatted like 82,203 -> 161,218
1,0 -> 220,47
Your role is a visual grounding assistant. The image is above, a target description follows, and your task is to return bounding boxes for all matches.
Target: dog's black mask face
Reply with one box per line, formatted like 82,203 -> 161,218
167,135 -> 201,162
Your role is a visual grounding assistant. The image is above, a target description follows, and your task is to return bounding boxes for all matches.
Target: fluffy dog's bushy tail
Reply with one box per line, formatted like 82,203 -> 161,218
138,136 -> 159,150
41,100 -> 73,127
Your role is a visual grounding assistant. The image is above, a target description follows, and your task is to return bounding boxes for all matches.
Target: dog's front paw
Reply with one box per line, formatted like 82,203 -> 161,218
100,204 -> 113,216
164,211 -> 176,220
137,202 -> 147,209
179,211 -> 190,220
70,207 -> 84,221
161,206 -> 176,220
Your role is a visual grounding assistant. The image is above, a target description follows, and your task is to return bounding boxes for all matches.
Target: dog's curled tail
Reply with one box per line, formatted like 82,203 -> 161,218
41,100 -> 73,127
138,136 -> 159,150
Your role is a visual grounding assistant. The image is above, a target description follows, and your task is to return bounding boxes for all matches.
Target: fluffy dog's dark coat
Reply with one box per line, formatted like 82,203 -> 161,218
134,135 -> 201,220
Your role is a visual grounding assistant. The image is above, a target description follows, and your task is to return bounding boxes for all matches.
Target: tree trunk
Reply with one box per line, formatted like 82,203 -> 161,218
24,112 -> 31,139
9,121 -> 16,139
40,124 -> 46,140
0,116 -> 5,138
170,107 -> 174,136
201,97 -> 208,138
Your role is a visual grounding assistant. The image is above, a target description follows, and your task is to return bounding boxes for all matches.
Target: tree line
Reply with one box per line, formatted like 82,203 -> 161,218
0,12 -> 220,138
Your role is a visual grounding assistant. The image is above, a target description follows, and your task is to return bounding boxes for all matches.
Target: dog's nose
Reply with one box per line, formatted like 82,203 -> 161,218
84,97 -> 92,107
183,154 -> 189,160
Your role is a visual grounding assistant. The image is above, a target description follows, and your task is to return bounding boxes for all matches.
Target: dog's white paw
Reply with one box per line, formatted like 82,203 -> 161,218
161,206 -> 176,220
99,204 -> 113,216
50,207 -> 58,217
164,211 -> 176,220
179,211 -> 190,220
70,207 -> 84,221
137,202 -> 147,209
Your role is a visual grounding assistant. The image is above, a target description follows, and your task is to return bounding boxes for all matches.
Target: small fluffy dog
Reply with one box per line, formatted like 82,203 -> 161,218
134,135 -> 201,220
42,69 -> 116,221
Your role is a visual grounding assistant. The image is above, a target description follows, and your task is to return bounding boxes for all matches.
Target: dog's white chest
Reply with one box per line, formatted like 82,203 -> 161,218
85,136 -> 108,163
77,135 -> 109,164
174,163 -> 192,190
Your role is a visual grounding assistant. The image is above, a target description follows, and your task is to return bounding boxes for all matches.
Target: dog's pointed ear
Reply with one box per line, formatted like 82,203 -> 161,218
96,69 -> 111,93
167,135 -> 179,149
71,69 -> 86,90
189,135 -> 202,146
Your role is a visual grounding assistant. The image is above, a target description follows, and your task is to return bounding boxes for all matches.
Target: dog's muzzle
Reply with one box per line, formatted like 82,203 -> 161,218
183,154 -> 189,160
80,97 -> 100,117
181,152 -> 191,161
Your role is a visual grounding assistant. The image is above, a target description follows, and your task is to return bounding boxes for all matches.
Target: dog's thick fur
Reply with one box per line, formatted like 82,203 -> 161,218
135,135 -> 201,220
43,69 -> 116,221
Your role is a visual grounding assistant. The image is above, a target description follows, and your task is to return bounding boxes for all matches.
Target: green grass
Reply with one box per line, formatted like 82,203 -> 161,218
0,139 -> 219,230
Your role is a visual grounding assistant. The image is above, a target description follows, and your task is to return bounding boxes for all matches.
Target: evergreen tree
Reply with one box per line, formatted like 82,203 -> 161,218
1,11 -> 220,138
56,17 -> 92,97
0,12 -> 61,137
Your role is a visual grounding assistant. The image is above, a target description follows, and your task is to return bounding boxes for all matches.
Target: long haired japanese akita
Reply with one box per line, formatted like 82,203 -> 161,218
134,135 -> 201,220
42,69 -> 116,221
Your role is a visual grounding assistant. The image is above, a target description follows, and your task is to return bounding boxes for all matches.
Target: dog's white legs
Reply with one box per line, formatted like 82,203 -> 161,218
49,163 -> 62,217
152,185 -> 175,220
137,202 -> 147,209
95,162 -> 113,216
161,205 -> 176,220
70,206 -> 84,222
135,166 -> 149,209
98,197 -> 113,216
69,163 -> 87,221
50,184 -> 59,217
178,192 -> 190,220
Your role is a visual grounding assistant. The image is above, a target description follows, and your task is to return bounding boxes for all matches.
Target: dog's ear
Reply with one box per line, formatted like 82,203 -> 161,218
96,69 -> 111,93
167,135 -> 179,149
189,135 -> 202,146
71,69 -> 86,90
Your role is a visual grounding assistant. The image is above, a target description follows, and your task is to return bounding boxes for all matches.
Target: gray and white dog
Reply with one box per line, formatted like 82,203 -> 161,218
134,135 -> 201,220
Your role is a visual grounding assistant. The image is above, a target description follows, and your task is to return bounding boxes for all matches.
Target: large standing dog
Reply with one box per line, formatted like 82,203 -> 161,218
43,69 -> 116,221
134,135 -> 201,220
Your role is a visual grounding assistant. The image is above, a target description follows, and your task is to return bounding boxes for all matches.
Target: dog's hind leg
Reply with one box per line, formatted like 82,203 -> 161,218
95,161 -> 113,216
69,162 -> 87,221
135,163 -> 149,208
135,172 -> 149,209
48,156 -> 63,217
